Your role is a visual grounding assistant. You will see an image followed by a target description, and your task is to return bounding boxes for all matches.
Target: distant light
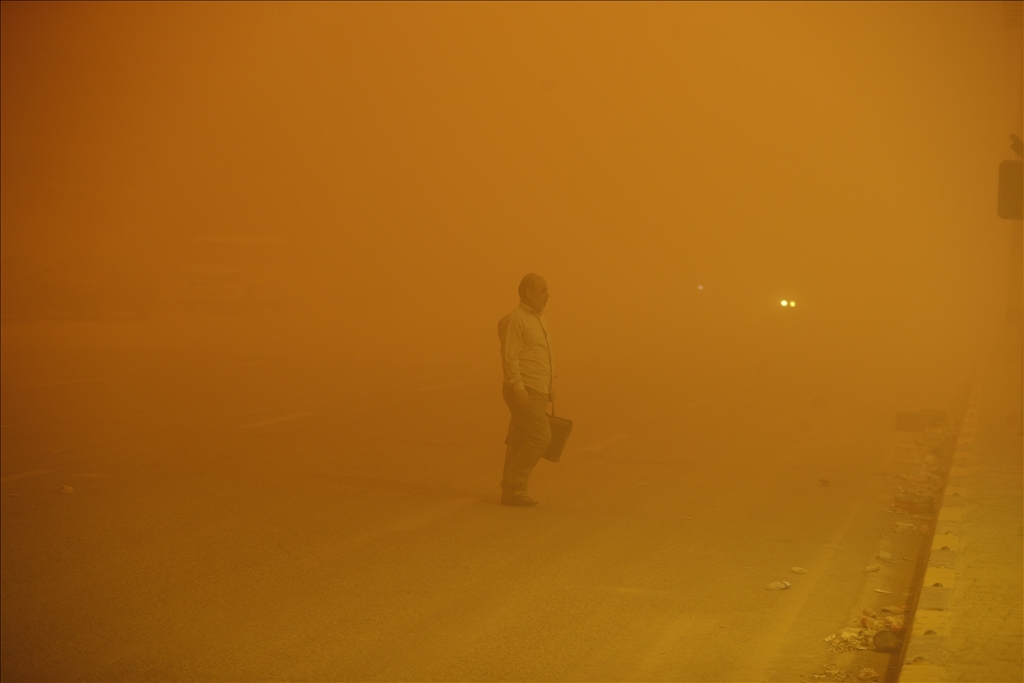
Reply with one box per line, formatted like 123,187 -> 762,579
789,301 -> 796,307
781,300 -> 788,306
697,285 -> 704,291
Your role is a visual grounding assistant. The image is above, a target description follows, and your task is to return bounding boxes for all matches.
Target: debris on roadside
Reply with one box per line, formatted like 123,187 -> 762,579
857,668 -> 880,681
791,566 -> 808,574
826,610 -> 905,655
807,664 -> 855,681
58,485 -> 74,494
856,412 -> 950,666
893,493 -> 935,515
890,418 -> 952,520
830,603 -> 907,656
824,627 -> 873,652
767,581 -> 792,590
882,614 -> 905,628
873,629 -> 899,652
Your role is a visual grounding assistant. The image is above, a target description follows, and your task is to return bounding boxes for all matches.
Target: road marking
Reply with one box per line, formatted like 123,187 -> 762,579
46,639 -> 136,682
679,397 -> 710,410
417,381 -> 465,392
385,497 -> 480,533
237,412 -> 313,430
324,497 -> 483,553
565,585 -> 666,595
579,432 -> 630,453
30,379 -> 101,388
0,468 -> 55,483
635,397 -> 710,426
629,613 -> 701,679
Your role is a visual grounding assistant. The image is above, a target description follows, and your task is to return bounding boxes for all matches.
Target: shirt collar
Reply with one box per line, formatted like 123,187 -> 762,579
519,301 -> 542,317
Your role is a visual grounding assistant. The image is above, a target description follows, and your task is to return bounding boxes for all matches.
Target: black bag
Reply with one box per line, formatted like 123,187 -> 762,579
503,401 -> 573,462
542,412 -> 573,462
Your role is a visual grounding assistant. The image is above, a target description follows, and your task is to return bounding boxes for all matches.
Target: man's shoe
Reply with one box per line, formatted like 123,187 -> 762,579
501,491 -> 539,507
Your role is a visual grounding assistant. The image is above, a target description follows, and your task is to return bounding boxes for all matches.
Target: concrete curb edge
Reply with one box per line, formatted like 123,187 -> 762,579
897,378 -> 982,682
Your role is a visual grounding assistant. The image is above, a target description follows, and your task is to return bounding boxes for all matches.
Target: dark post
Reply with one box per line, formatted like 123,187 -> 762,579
998,134 -> 1024,434
998,134 -> 1023,219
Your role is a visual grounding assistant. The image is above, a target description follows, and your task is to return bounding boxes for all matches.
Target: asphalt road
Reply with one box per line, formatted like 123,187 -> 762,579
0,312 -> 956,682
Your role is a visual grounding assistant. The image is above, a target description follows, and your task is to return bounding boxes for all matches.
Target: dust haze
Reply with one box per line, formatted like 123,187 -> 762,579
3,2 -> 1015,387
1,2 -> 1020,681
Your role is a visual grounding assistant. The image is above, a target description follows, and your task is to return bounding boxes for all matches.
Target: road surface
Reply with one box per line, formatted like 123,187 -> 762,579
1,311 -> 959,681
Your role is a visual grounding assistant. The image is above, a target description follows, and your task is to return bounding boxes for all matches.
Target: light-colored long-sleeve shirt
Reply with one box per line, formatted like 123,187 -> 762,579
498,302 -> 553,394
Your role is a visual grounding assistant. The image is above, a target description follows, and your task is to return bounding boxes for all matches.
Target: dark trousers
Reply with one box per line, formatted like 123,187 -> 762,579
502,384 -> 551,492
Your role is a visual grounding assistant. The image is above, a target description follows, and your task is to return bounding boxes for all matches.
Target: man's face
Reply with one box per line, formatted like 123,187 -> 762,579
525,279 -> 549,311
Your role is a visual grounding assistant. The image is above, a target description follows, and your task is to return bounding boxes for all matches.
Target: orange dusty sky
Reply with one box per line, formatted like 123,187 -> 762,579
1,1 -> 1020,390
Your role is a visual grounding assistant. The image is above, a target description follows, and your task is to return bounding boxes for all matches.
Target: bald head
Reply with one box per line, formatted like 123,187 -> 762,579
518,273 -> 549,312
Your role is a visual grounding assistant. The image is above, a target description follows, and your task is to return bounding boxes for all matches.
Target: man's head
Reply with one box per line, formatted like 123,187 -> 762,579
518,273 -> 549,312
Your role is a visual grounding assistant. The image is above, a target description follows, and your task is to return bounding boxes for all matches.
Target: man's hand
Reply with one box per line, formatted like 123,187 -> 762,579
514,389 -> 530,409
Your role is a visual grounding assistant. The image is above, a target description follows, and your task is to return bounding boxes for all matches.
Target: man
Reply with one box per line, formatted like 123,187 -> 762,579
497,273 -> 554,506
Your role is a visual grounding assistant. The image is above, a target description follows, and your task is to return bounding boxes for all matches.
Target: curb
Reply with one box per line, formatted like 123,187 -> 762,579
897,380 -> 982,682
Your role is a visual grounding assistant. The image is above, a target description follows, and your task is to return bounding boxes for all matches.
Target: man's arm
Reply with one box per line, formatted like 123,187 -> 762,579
499,315 -> 530,408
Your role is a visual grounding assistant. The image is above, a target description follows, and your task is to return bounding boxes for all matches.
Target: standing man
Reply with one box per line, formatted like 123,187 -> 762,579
497,273 -> 554,506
